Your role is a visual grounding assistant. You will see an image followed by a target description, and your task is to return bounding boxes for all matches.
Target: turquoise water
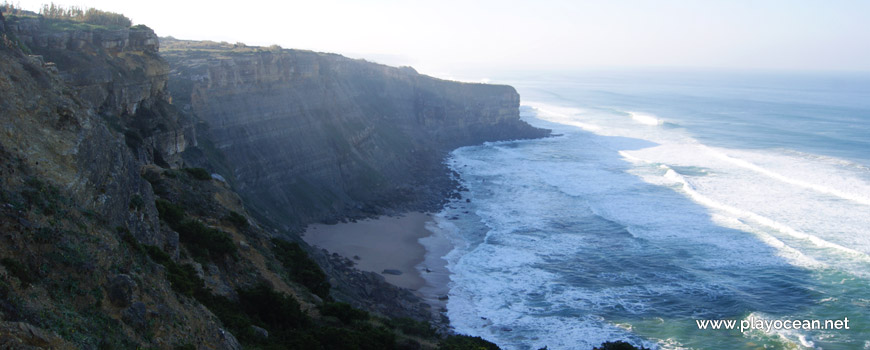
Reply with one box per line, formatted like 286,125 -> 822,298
433,70 -> 870,349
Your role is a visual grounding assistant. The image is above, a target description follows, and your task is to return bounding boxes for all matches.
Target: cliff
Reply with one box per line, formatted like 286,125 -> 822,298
1,14 -> 178,252
5,15 -> 194,168
1,19 -> 434,347
0,8 -> 546,350
0,13 -> 245,349
161,39 -> 549,229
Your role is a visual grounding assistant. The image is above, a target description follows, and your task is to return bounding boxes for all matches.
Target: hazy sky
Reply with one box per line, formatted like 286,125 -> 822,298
10,0 -> 870,76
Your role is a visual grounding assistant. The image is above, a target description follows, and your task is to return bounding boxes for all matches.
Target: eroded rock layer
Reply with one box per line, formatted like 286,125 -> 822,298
163,39 -> 549,228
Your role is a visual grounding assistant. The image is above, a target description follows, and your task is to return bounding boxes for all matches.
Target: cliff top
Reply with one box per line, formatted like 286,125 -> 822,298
159,36 -> 420,72
1,4 -> 132,31
158,37 -> 532,99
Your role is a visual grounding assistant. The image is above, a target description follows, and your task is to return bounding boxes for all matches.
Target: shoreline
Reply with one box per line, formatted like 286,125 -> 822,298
303,212 -> 452,314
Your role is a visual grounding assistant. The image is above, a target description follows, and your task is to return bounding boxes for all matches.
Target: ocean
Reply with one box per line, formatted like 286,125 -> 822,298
425,70 -> 870,349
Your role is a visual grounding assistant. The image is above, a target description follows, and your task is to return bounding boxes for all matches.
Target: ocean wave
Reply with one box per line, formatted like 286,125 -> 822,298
629,112 -> 665,126
522,101 -> 603,131
703,146 -> 870,207
661,164 -> 870,264
444,74 -> 870,350
742,312 -> 817,349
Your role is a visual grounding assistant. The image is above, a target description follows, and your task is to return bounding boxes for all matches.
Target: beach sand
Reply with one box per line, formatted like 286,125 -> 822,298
303,212 -> 447,293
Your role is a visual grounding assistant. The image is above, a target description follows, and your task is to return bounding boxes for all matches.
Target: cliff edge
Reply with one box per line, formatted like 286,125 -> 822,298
162,39 -> 550,230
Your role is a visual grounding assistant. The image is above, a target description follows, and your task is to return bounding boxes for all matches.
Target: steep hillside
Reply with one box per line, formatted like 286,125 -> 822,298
0,12 -> 240,349
0,8 -> 537,350
5,15 -> 194,168
161,39 -> 550,229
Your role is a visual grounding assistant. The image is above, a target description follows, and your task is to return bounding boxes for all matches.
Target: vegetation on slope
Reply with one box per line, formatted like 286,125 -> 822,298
0,165 -> 155,348
39,3 -> 131,28
2,2 -> 132,31
145,165 -> 505,349
271,238 -> 331,299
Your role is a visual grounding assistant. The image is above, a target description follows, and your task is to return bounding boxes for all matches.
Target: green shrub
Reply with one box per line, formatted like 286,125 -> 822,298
128,194 -> 144,210
225,211 -> 248,229
155,199 -> 236,261
197,292 -> 252,332
391,317 -> 436,338
183,167 -> 211,181
117,227 -> 146,256
143,245 -> 171,265
238,283 -> 310,331
314,325 -> 395,350
271,239 -> 330,299
1,258 -> 35,287
175,219 -> 236,261
21,177 -> 62,215
439,335 -> 500,350
155,199 -> 185,228
194,282 -> 313,347
165,263 -> 204,298
52,240 -> 90,270
34,227 -> 61,243
320,302 -> 369,324
137,242 -> 206,300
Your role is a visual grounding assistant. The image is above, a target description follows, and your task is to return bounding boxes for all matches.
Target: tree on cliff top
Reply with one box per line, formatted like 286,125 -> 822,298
39,3 -> 131,28
2,2 -> 24,16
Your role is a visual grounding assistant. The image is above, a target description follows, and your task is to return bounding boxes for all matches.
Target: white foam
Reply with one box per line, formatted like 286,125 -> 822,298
703,146 -> 870,207
442,97 -> 870,349
660,164 -> 870,262
708,213 -> 825,270
522,101 -> 603,132
629,111 -> 665,126
742,312 -> 818,349
616,137 -> 870,276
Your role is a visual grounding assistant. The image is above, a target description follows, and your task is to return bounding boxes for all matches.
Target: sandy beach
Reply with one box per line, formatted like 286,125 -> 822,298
303,212 -> 448,293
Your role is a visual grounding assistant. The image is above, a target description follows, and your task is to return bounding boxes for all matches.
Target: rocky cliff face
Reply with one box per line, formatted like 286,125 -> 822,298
1,15 -> 173,251
1,10 -> 547,349
0,14 -> 246,349
162,39 -> 549,229
6,16 -> 193,168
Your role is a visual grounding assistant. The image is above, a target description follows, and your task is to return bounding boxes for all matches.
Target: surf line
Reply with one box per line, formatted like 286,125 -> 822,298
703,146 -> 870,207
661,165 -> 870,262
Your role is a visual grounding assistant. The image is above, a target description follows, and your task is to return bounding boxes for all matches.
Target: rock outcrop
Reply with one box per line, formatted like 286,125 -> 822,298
0,21 -> 167,249
6,16 -> 193,168
162,39 -> 549,229
0,14 -> 242,349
